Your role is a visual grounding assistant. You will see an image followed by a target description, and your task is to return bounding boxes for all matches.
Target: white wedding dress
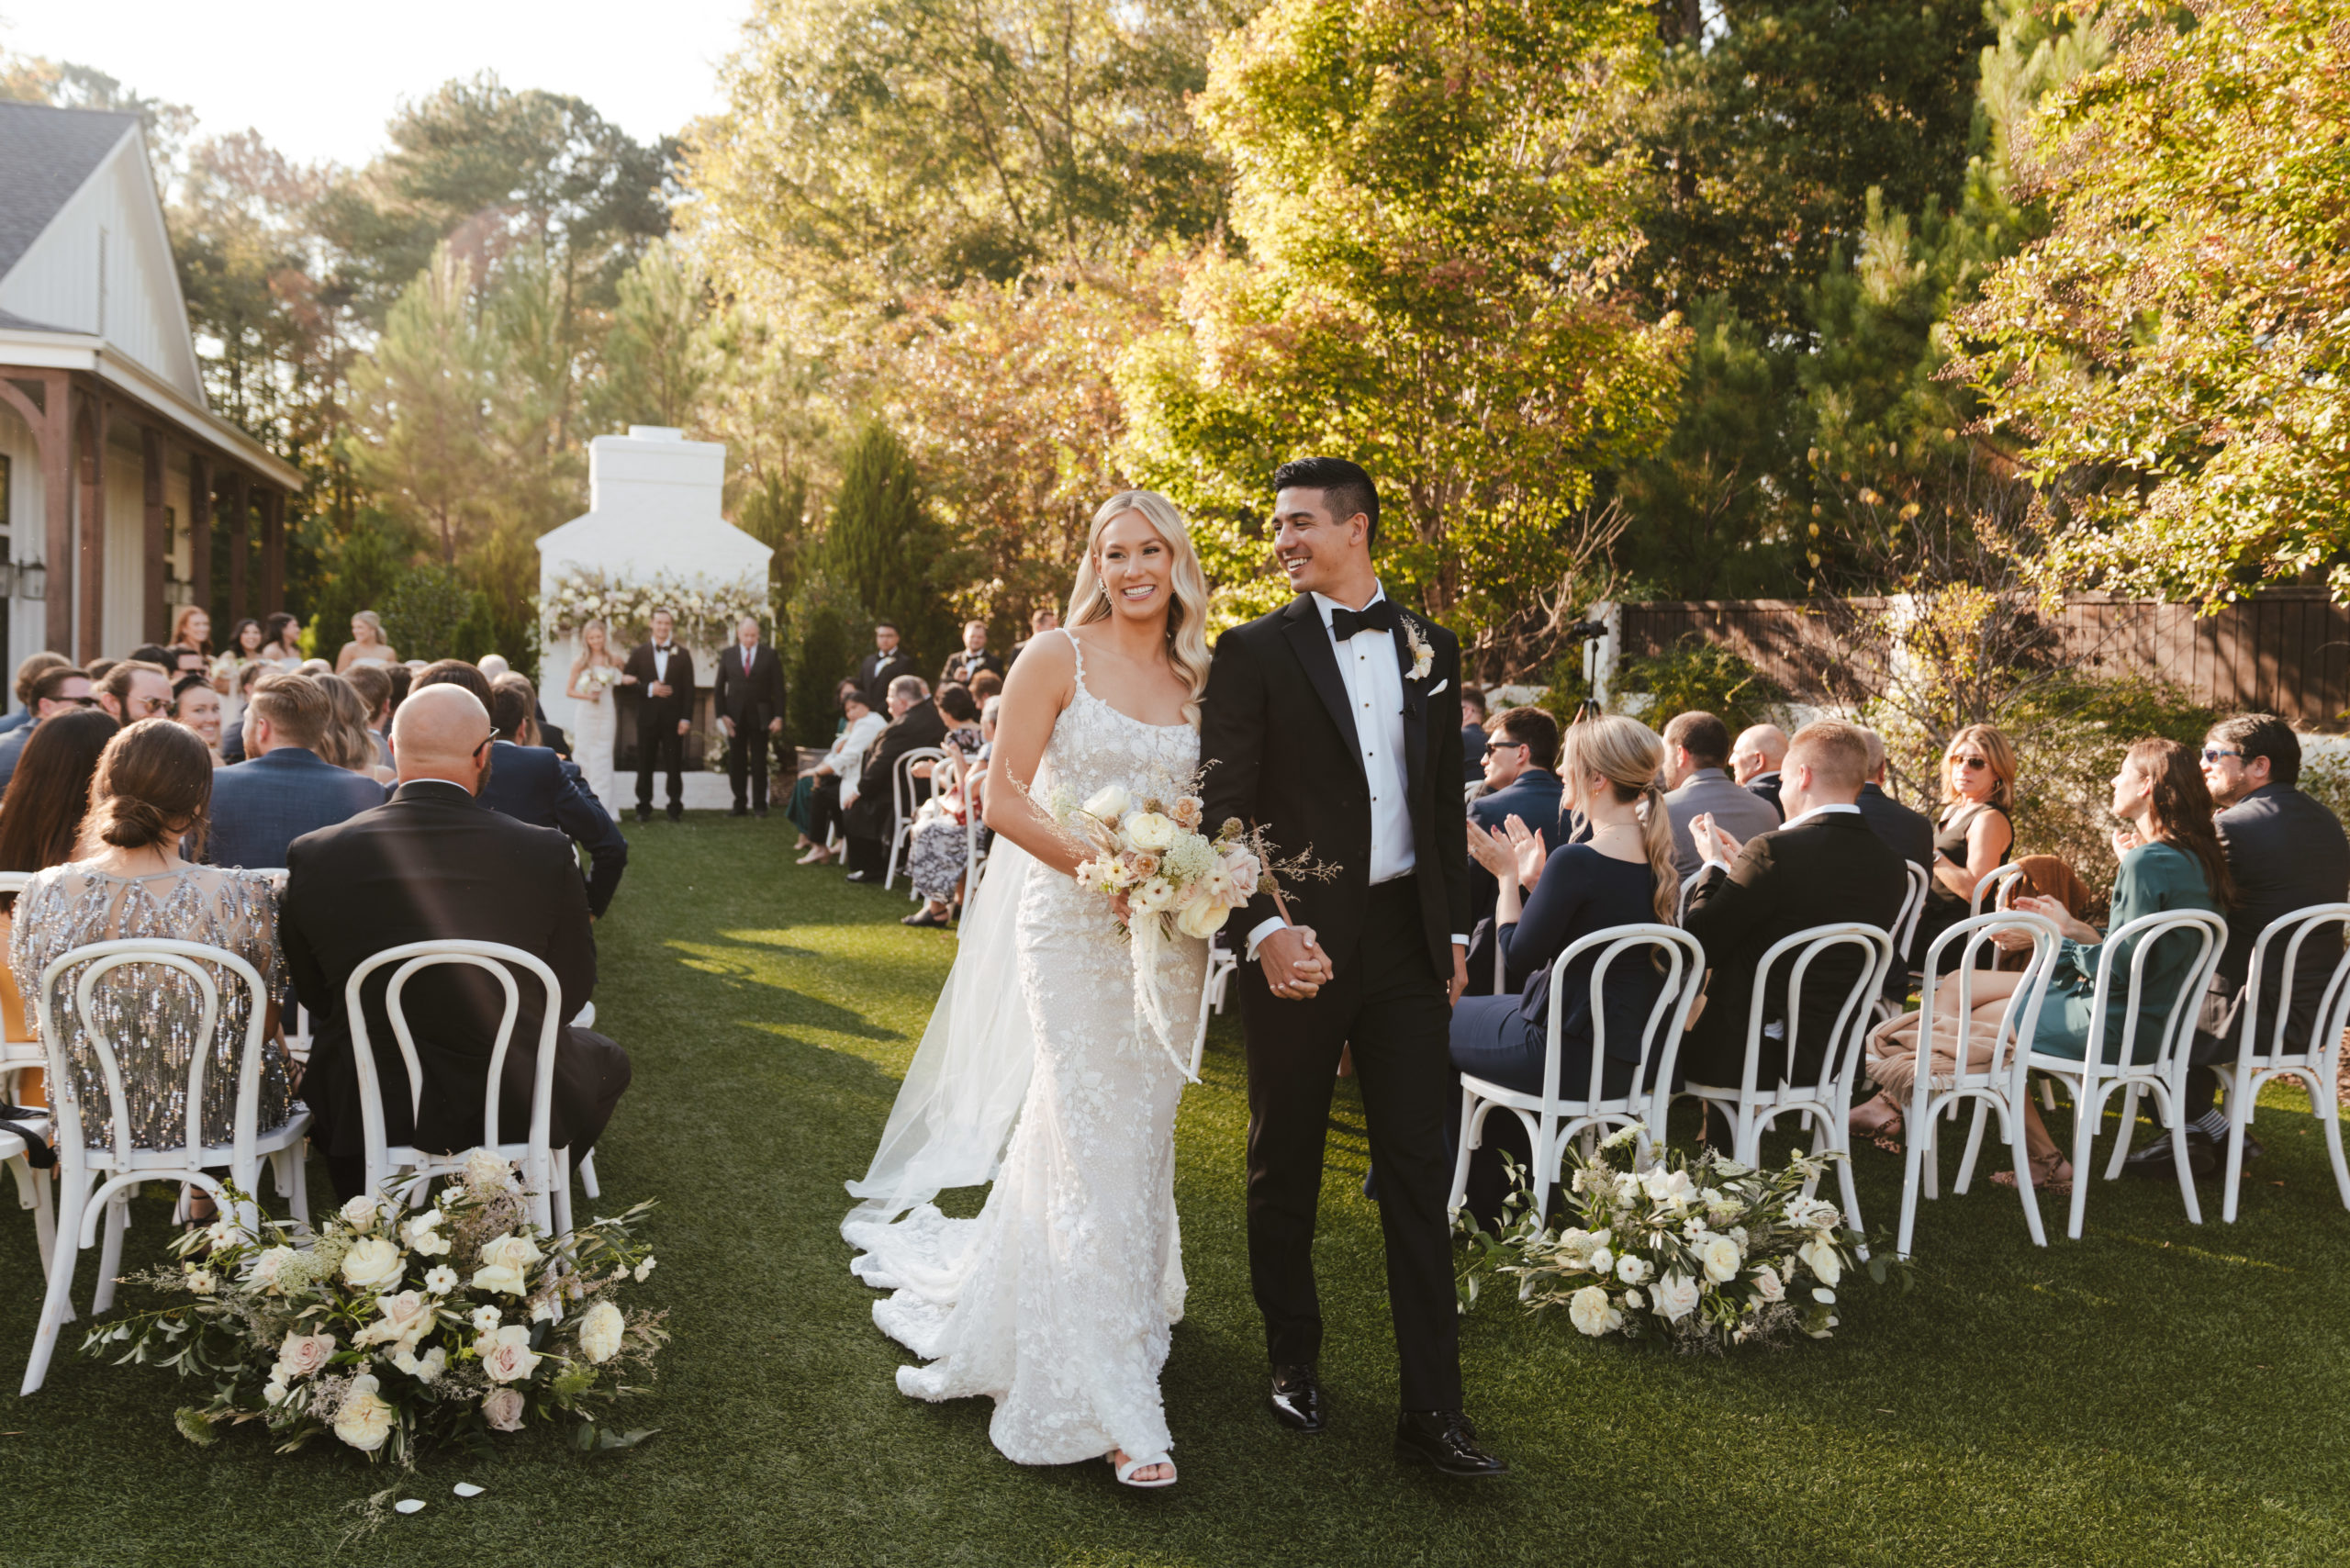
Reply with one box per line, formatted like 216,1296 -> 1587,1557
570,670 -> 620,816
843,633 -> 1206,1467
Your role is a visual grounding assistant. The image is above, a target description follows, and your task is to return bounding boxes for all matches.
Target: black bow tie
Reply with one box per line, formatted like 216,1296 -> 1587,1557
1328,600 -> 1397,642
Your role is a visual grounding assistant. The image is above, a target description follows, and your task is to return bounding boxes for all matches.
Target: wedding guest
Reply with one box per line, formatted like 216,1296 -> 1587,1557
334,609 -> 399,672
298,657 -> 332,676
1009,607 -> 1058,666
343,663 -> 395,743
384,663 -> 411,726
621,608 -> 695,823
218,661 -> 273,765
1854,727 -> 1934,872
84,657 -> 116,682
841,674 -> 944,884
0,710 -> 119,907
259,611 -> 305,669
1452,716 -> 1681,1212
211,617 -> 268,734
1732,723 -> 1789,818
169,673 -> 226,765
2125,715 -> 2350,1179
939,619 -> 1005,688
1910,723 -> 2017,973
0,666 -> 99,794
129,642 -> 193,677
713,614 -> 787,819
937,683 -> 982,752
1662,711 -> 1780,881
901,686 -> 986,926
1461,706 -> 1564,991
1680,720 -> 1908,1093
0,652 -> 70,735
311,672 -> 393,781
283,684 -> 631,1203
207,673 -> 387,870
11,719 -> 293,1166
170,606 -> 215,662
969,667 -> 1003,705
95,660 -> 172,727
476,672 -> 628,917
792,684 -> 885,866
856,621 -> 915,707
1460,687 -> 1489,787
478,654 -> 511,681
1857,738 -> 2230,1190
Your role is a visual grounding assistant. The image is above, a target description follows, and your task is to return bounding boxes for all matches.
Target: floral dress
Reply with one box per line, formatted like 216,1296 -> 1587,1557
907,725 -> 988,902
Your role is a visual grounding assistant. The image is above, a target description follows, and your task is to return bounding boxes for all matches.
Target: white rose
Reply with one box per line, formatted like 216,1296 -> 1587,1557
471,1305 -> 503,1333
332,1374 -> 394,1453
1652,1271 -> 1702,1323
1124,811 -> 1180,850
276,1330 -> 336,1380
339,1194 -> 381,1232
1082,783 -> 1132,822
1567,1285 -> 1621,1338
1797,1238 -> 1843,1288
375,1289 -> 431,1345
464,1149 -> 515,1192
1700,1235 -> 1743,1284
262,1378 -> 288,1406
480,1324 -> 542,1384
392,1345 -> 447,1384
1587,1246 -> 1615,1278
481,1387 -> 527,1432
478,1232 -> 544,1272
341,1237 -> 405,1292
1174,893 -> 1227,939
578,1301 -> 625,1364
1614,1254 -> 1651,1285
246,1246 -> 299,1294
1751,1265 -> 1786,1303
424,1265 -> 459,1295
471,1263 -> 527,1297
1622,1288 -> 1645,1310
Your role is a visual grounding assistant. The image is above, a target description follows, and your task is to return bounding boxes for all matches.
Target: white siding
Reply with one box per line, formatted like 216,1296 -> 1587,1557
103,442 -> 143,654
0,399 -> 47,685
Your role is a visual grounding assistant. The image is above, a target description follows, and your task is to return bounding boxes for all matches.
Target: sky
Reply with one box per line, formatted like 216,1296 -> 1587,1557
1,0 -> 753,167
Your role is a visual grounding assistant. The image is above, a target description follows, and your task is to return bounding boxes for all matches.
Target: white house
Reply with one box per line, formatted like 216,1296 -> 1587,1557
0,101 -> 300,666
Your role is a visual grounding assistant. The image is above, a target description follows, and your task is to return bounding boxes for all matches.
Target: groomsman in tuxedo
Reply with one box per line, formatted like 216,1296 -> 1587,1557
856,622 -> 915,708
938,619 -> 1004,688
621,608 -> 695,823
713,614 -> 786,818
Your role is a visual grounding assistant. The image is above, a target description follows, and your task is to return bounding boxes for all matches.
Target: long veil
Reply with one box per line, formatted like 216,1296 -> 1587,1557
842,834 -> 1036,1227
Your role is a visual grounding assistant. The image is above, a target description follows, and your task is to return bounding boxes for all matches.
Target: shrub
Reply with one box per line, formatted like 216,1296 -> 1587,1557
381,563 -> 485,665
1609,636 -> 1785,733
787,570 -> 867,748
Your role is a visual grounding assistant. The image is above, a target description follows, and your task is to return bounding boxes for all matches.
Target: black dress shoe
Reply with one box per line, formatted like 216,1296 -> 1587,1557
2124,1128 -> 2232,1180
1395,1410 -> 1507,1478
730,804 -> 749,817
1269,1364 -> 1326,1433
666,806 -> 684,823
633,808 -> 651,824
754,808 -> 769,819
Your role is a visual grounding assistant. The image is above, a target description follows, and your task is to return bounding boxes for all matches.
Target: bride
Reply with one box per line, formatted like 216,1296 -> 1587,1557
565,619 -> 621,813
842,490 -> 1211,1489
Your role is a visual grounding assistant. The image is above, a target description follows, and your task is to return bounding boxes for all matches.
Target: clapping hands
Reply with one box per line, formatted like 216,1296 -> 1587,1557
1465,814 -> 1547,888
1689,812 -> 1743,868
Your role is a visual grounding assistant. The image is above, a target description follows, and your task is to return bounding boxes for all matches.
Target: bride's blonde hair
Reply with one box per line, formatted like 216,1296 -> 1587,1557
1065,490 -> 1213,727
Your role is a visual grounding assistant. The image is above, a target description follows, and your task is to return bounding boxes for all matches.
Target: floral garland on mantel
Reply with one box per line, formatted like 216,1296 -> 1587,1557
541,567 -> 769,654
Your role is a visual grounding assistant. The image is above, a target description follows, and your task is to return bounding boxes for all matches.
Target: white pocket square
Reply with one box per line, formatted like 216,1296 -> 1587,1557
1426,678 -> 1449,697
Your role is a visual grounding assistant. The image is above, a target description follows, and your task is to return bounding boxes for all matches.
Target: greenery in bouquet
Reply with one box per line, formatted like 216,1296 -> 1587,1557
83,1151 -> 667,1463
1455,1126 -> 1901,1351
542,567 -> 767,654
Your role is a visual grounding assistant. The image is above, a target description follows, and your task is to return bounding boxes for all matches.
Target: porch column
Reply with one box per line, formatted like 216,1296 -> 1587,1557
74,389 -> 109,663
0,371 -> 70,656
142,425 -> 170,644
224,469 -> 250,623
188,453 -> 214,625
260,487 -> 285,614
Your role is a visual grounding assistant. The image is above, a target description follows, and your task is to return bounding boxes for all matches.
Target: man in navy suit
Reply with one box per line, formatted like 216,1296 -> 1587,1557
481,671 -> 630,917
1460,705 -> 1564,994
1460,687 -> 1489,788
207,673 -> 389,869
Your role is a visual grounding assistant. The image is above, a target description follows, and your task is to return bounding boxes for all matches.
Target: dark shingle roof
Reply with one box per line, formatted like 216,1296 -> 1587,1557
0,101 -> 139,281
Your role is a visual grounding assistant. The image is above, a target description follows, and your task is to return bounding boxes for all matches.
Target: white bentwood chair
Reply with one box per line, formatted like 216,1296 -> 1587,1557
1874,860 -> 1934,1027
1681,923 -> 1896,1238
1884,912 -> 2063,1258
1449,924 -> 1705,1228
21,939 -> 312,1394
883,747 -> 946,892
345,939 -> 574,1237
2214,905 -> 2350,1223
1971,863 -> 2030,917
2018,908 -> 2225,1240
0,872 -> 42,1099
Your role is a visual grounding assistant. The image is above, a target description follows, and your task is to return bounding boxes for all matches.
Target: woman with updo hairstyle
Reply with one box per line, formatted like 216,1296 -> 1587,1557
9,718 -> 293,1163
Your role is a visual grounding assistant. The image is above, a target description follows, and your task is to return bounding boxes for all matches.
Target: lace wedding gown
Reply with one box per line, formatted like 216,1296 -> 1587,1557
844,633 -> 1207,1467
571,671 -> 620,815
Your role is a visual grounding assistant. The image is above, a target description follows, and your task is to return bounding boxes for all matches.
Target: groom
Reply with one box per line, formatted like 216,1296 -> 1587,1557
1199,456 -> 1505,1479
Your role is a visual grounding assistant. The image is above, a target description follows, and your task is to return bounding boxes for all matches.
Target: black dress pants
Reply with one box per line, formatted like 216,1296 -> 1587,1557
1238,878 -> 1463,1413
727,724 -> 770,811
635,711 -> 685,813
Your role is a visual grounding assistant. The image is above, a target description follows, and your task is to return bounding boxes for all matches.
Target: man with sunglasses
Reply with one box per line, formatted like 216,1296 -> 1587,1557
2126,715 -> 2350,1180
0,664 -> 100,796
1460,706 -> 1563,994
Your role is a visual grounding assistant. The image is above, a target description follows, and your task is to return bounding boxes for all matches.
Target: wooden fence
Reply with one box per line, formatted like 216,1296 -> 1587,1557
1612,588 -> 2350,727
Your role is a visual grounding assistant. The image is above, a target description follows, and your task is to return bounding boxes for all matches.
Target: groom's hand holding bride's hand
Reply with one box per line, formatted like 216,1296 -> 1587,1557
1260,925 -> 1330,1001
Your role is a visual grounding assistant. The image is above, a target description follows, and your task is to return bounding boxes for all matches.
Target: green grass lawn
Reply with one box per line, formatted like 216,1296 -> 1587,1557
8,817 -> 2350,1566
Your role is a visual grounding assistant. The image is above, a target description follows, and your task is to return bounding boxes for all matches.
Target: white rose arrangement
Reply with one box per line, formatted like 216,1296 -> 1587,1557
82,1151 -> 668,1463
1453,1125 -> 1894,1350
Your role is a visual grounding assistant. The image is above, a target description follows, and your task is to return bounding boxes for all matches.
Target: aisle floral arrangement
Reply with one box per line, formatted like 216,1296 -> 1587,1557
1455,1126 -> 1896,1350
82,1151 -> 667,1463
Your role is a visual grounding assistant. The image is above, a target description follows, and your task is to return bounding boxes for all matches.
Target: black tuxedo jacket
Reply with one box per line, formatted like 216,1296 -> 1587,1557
858,647 -> 916,706
282,781 -> 600,1158
480,741 -> 629,917
1199,593 -> 1470,974
713,642 -> 785,726
1681,808 -> 1908,1087
623,641 -> 696,719
939,649 -> 1005,687
841,699 -> 946,839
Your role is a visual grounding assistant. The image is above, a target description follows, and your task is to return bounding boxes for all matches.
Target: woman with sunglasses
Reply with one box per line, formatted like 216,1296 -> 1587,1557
1910,723 -> 2018,975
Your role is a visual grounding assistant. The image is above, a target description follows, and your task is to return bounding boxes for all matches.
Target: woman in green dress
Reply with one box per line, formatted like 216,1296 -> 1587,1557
1855,738 -> 2232,1187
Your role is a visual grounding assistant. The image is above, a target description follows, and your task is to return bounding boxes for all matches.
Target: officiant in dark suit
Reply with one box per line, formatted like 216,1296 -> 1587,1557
713,614 -> 786,818
282,684 -> 632,1202
621,607 -> 695,823
939,620 -> 1005,688
857,622 -> 915,708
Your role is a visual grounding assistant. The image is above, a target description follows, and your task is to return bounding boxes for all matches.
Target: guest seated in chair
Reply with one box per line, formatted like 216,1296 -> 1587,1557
207,673 -> 387,870
1662,711 -> 1783,881
1680,720 -> 1908,1094
1853,738 -> 2232,1190
1910,723 -> 2018,974
789,682 -> 885,866
281,684 -> 632,1203
903,686 -> 987,927
1461,706 -> 1566,992
839,674 -> 945,884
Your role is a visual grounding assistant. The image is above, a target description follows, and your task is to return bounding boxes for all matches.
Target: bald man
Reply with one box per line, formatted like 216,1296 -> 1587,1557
1732,723 -> 1790,820
282,684 -> 632,1200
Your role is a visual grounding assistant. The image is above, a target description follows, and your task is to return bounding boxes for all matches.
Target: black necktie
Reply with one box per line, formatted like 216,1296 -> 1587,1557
1328,600 -> 1397,642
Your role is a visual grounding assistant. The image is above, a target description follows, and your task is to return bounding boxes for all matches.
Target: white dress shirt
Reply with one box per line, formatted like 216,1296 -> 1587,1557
1775,801 -> 1862,831
1248,583 -> 1466,958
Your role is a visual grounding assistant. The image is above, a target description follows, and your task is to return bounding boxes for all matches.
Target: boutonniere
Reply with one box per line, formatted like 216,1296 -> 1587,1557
1401,618 -> 1435,683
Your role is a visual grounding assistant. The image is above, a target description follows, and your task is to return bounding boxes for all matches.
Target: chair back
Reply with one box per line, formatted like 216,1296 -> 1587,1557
0,872 -> 38,1103
34,939 -> 272,1177
2077,908 -> 2226,1077
892,747 -> 945,832
1894,860 -> 1931,959
1739,922 -> 1896,1098
1972,863 -> 2028,917
1540,924 -> 1704,1124
1908,912 -> 2063,1114
342,939 -> 564,1215
1675,867 -> 1707,923
2236,903 -> 2350,1066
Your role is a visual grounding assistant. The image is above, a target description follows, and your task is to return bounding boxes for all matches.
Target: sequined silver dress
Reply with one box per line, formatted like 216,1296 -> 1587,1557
10,864 -> 291,1149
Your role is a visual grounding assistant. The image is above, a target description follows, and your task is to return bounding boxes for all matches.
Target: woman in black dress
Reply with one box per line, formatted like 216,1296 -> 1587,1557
1910,723 -> 2018,973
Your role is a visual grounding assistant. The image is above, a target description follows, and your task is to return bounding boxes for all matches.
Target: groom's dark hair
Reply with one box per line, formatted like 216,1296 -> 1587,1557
1274,456 -> 1380,553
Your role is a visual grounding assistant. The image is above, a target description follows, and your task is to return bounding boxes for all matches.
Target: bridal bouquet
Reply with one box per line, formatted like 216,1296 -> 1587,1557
1049,775 -> 1264,1081
579,666 -> 621,697
83,1151 -> 667,1464
1458,1126 -> 1891,1350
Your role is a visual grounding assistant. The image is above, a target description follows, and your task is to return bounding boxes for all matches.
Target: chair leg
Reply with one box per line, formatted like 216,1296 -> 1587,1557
1446,1091 -> 1478,1217
22,1169 -> 89,1394
1897,1117 -> 1928,1260
90,1193 -> 128,1315
578,1148 -> 601,1201
7,1153 -> 53,1280
1953,1102 -> 1991,1195
2164,1088 -> 2203,1226
2066,1084 -> 2101,1240
2103,1083 -> 2143,1182
552,1148 -> 574,1241
2037,1077 -> 2057,1112
1826,1117 -> 1866,1245
1998,1097 -> 2048,1248
2221,1068 -> 2253,1225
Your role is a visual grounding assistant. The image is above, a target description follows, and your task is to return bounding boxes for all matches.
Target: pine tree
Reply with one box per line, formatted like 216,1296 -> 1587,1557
823,421 -> 956,672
